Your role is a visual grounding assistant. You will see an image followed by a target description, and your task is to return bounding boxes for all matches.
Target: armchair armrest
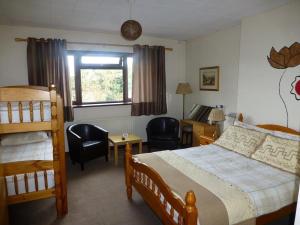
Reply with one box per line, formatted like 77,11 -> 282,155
67,130 -> 83,147
68,129 -> 82,141
93,125 -> 108,134
67,129 -> 83,160
90,125 -> 109,140
146,127 -> 151,139
173,125 -> 180,138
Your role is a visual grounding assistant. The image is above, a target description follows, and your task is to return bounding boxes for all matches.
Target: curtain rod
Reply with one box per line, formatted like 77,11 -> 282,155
14,38 -> 173,51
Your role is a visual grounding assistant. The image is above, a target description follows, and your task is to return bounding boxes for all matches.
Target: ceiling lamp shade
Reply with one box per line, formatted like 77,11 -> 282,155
208,108 -> 225,122
176,83 -> 193,95
121,20 -> 142,41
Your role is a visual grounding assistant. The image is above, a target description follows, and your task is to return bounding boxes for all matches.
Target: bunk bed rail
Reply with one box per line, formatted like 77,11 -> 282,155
0,85 -> 56,134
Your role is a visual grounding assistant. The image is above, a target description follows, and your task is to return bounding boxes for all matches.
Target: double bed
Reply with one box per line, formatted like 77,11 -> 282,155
124,120 -> 300,225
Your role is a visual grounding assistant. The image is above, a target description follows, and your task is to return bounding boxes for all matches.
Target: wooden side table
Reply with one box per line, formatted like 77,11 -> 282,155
180,119 -> 217,146
109,134 -> 142,166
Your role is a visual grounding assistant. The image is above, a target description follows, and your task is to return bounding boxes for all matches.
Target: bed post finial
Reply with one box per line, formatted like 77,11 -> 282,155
238,113 -> 243,122
185,191 -> 198,225
125,143 -> 133,200
50,84 -> 56,91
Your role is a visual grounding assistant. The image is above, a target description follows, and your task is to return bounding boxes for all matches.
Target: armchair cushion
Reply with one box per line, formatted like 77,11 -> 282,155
150,134 -> 177,141
82,140 -> 103,149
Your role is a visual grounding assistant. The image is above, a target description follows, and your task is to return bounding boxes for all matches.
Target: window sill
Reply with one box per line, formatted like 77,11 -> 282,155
73,102 -> 132,108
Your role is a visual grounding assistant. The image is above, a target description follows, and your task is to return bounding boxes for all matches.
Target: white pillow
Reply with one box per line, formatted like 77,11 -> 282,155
272,130 -> 300,141
234,121 -> 300,141
233,121 -> 273,135
1,131 -> 49,146
251,135 -> 300,175
214,125 -> 266,157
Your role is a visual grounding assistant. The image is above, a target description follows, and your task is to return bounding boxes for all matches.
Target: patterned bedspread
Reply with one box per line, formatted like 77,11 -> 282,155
174,144 -> 299,217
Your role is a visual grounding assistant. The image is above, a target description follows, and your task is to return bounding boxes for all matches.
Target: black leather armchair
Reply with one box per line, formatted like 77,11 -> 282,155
67,124 -> 109,170
146,117 -> 179,151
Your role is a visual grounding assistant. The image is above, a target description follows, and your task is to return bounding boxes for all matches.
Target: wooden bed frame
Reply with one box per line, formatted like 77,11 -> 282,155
125,115 -> 300,225
0,85 -> 67,218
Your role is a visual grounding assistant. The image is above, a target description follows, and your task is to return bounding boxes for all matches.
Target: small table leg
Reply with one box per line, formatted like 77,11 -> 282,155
114,144 -> 118,166
139,141 -> 142,154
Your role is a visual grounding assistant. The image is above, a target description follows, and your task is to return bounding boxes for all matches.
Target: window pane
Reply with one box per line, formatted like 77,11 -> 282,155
81,56 -> 120,64
81,69 -> 123,103
127,57 -> 133,99
67,55 -> 76,102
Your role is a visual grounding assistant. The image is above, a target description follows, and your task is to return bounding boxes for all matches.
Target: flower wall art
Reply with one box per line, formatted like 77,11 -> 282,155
267,42 -> 300,127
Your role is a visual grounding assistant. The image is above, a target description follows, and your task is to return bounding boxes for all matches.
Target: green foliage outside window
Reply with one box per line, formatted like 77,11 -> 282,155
81,69 -> 123,102
67,52 -> 132,105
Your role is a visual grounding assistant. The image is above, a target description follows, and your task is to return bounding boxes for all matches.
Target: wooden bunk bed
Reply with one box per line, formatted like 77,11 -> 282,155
124,115 -> 300,225
0,85 -> 67,217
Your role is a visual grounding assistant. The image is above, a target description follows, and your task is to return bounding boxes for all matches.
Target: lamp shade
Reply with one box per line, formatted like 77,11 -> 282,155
121,20 -> 142,41
208,108 -> 225,122
176,83 -> 192,94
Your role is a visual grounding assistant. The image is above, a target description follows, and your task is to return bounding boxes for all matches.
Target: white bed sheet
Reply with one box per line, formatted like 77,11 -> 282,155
174,145 -> 299,217
0,138 -> 55,196
0,138 -> 53,163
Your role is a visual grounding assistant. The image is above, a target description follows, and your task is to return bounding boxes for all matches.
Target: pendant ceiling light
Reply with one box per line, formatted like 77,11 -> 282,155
121,0 -> 142,41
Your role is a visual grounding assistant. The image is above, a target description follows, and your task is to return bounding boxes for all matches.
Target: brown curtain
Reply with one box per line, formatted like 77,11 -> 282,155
131,45 -> 167,116
27,38 -> 73,122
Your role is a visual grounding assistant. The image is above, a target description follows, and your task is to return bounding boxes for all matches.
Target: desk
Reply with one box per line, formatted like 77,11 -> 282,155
109,134 -> 142,166
180,120 -> 217,146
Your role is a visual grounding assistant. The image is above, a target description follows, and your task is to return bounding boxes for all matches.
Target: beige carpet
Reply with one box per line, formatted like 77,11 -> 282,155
8,147 -> 293,225
9,147 -> 161,225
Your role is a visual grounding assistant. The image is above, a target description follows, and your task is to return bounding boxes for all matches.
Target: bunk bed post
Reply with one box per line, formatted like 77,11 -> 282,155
0,161 -> 9,225
185,191 -> 198,225
50,84 -> 66,217
238,113 -> 243,122
125,143 -> 133,200
57,91 -> 68,215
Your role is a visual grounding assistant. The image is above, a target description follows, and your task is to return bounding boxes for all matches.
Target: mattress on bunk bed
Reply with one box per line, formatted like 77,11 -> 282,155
0,138 -> 55,196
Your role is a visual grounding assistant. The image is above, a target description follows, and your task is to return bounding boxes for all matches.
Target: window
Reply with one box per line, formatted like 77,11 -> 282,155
67,51 -> 133,106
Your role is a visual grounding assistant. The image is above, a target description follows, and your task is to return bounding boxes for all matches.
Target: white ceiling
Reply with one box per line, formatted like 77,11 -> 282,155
0,0 -> 290,40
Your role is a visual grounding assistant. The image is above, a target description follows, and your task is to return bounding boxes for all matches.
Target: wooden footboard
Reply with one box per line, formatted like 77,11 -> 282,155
125,143 -> 197,225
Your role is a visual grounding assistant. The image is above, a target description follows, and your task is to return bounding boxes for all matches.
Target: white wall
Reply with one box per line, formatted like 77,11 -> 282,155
186,0 -> 300,131
0,25 -> 186,142
237,0 -> 300,131
185,25 -> 241,127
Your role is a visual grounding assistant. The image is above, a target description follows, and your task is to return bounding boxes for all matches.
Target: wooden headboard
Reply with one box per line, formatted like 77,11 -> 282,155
238,113 -> 300,135
257,124 -> 300,136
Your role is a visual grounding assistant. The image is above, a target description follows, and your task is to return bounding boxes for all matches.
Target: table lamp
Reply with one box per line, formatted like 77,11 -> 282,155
176,82 -> 192,119
208,108 -> 225,137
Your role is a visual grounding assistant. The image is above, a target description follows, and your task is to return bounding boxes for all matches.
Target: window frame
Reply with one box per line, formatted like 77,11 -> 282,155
68,50 -> 133,107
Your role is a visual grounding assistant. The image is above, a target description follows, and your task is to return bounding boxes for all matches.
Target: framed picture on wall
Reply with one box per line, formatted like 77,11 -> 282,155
199,66 -> 219,91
